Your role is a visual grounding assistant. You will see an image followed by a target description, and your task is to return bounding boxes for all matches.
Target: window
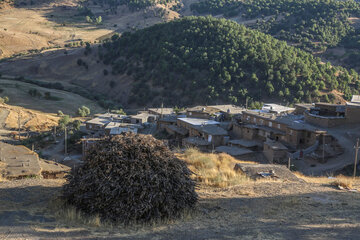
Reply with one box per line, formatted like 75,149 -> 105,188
269,122 -> 272,127
253,118 -> 257,123
278,124 -> 281,129
289,130 -> 293,135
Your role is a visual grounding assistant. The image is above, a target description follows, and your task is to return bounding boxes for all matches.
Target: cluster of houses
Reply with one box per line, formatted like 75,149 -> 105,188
83,96 -> 360,165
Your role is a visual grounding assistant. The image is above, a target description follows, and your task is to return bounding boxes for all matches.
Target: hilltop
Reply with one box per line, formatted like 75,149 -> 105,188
98,16 -> 358,106
189,0 -> 360,70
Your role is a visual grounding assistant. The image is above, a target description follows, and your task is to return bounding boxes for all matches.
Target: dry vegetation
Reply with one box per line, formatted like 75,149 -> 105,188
178,148 -> 255,187
0,102 -> 59,131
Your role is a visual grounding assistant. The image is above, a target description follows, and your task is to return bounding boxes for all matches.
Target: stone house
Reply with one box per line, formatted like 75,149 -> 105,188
263,140 -> 288,164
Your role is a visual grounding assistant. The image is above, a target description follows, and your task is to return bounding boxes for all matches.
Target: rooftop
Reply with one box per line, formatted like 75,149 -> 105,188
148,108 -> 174,115
167,125 -> 188,135
215,146 -> 253,156
178,118 -> 220,126
105,122 -> 143,129
209,105 -> 245,114
228,139 -> 261,148
94,113 -> 127,119
186,106 -> 220,115
262,104 -> 295,114
86,117 -> 111,126
193,125 -> 228,135
243,110 -> 326,133
351,95 -> 360,103
264,140 -> 288,150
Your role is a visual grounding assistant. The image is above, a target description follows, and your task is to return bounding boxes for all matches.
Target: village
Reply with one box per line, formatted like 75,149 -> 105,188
80,95 -> 360,177
0,94 -> 360,180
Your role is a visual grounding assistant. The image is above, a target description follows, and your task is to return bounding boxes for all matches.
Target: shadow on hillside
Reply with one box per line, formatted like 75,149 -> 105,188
0,183 -> 359,239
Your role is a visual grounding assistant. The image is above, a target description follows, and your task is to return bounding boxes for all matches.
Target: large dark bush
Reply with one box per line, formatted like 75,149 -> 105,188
62,133 -> 198,223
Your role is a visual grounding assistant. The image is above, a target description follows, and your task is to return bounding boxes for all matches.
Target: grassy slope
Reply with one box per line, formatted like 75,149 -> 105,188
0,78 -> 104,115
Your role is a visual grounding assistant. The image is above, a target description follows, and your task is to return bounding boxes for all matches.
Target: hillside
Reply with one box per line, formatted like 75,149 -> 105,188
98,16 -> 359,106
0,0 -> 179,59
190,0 -> 360,70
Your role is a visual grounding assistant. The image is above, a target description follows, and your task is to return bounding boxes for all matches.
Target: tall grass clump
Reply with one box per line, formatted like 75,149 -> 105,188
180,148 -> 250,188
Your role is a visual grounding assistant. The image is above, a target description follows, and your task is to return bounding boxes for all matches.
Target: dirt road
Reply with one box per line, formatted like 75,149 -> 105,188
298,124 -> 360,176
1,178 -> 360,239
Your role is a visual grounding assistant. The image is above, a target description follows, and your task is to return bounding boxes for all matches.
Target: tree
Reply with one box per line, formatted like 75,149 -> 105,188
111,108 -> 126,115
72,120 -> 82,131
77,106 -> 91,117
3,96 -> 9,103
58,115 -> 70,130
96,16 -> 102,24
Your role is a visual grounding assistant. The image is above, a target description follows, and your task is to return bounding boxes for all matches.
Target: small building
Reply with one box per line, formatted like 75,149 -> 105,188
186,106 -> 221,119
294,104 -> 313,115
262,104 -> 295,114
240,110 -> 326,149
157,115 -> 177,130
351,95 -> 360,104
130,112 -> 157,124
183,137 -> 211,150
263,140 -> 288,164
86,113 -> 128,131
148,108 -> 174,116
104,122 -> 142,135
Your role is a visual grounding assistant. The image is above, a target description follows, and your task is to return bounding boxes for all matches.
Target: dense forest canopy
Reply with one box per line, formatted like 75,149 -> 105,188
190,0 -> 360,52
99,16 -> 359,106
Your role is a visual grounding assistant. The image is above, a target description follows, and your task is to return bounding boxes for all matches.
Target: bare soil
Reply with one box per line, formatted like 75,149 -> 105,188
0,178 -> 360,239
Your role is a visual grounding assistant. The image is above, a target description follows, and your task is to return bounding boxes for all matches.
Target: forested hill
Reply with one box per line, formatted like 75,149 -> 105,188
99,16 -> 359,107
190,0 -> 360,53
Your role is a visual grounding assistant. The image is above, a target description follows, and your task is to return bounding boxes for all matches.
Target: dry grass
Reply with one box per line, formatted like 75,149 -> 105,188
178,148 -> 254,188
294,171 -> 356,189
51,199 -> 103,227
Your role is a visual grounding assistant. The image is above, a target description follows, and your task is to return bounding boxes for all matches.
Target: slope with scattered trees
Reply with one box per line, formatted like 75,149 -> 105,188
98,16 -> 360,106
190,0 -> 360,53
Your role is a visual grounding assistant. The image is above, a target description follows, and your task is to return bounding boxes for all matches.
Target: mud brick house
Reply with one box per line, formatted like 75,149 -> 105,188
157,116 -> 177,130
148,108 -> 174,116
262,104 -> 295,114
130,112 -> 158,124
305,99 -> 360,127
171,118 -> 228,147
86,113 -> 128,131
263,140 -> 288,164
235,110 -> 326,150
104,122 -> 142,135
186,106 -> 221,119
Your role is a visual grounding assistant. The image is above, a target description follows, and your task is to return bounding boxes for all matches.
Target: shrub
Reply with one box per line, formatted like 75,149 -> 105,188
62,133 -> 198,223
77,106 -> 90,117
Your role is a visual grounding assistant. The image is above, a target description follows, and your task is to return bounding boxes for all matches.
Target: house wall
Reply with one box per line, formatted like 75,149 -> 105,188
263,144 -> 288,164
232,123 -> 243,138
186,111 -> 210,119
304,111 -> 346,128
86,123 -> 103,131
346,105 -> 360,123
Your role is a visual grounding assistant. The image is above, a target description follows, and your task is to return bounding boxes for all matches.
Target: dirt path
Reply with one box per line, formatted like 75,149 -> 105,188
1,179 -> 360,239
298,124 -> 360,176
